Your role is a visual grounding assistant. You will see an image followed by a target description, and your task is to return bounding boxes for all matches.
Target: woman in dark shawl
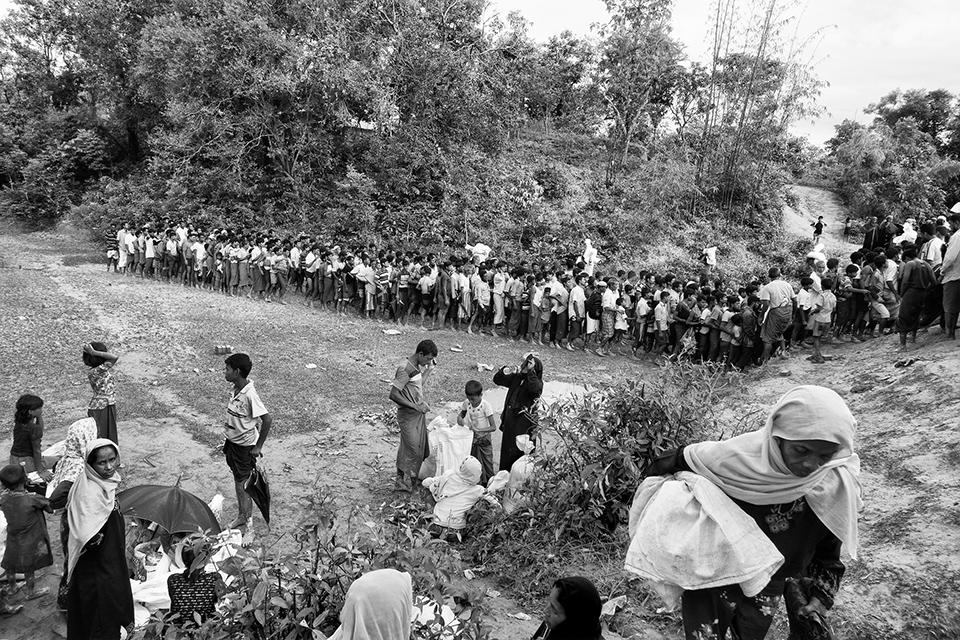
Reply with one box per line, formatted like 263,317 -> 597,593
66,439 -> 134,640
494,353 -> 543,472
531,576 -> 604,640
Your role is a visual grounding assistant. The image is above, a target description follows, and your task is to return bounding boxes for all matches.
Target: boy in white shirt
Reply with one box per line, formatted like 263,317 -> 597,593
810,278 -> 837,364
457,380 -> 496,485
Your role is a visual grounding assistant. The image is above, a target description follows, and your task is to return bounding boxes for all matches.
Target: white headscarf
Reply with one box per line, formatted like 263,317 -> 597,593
684,386 -> 862,558
47,417 -> 98,496
328,569 -> 413,640
430,456 -> 482,500
66,438 -> 121,581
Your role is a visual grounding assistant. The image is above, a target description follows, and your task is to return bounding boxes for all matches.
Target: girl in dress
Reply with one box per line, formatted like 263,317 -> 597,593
0,465 -> 53,601
83,342 -> 120,444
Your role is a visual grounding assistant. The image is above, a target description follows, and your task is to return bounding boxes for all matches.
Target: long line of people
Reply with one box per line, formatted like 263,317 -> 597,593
101,206 -> 960,370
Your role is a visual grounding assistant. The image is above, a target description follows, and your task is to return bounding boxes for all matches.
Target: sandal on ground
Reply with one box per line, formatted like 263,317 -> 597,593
0,603 -> 23,616
24,587 -> 50,601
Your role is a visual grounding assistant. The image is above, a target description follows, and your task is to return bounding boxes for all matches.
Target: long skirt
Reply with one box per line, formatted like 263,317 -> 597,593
896,287 -> 926,334
88,405 -> 118,445
238,261 -> 250,287
67,509 -> 134,640
944,280 -> 960,315
681,585 -> 779,640
761,306 -> 792,343
229,261 -> 240,287
498,408 -> 536,472
395,408 -> 428,478
322,275 -> 336,304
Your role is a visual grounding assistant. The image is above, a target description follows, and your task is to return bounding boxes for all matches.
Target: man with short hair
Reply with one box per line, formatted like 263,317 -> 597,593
940,213 -> 960,339
222,353 -> 272,529
758,267 -> 796,364
389,340 -> 437,493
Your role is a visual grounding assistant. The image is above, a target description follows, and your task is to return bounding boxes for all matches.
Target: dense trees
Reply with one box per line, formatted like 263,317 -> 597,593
0,0 -> 845,268
825,88 -> 960,221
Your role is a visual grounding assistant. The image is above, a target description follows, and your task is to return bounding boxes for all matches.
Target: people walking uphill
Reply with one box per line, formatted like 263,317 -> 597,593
222,353 -> 272,530
635,385 -> 862,640
494,353 -> 543,472
389,340 -> 437,494
83,342 -> 120,444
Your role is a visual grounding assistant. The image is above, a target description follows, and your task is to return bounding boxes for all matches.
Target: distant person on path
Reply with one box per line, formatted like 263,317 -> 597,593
83,342 -> 121,444
758,268 -> 796,364
810,216 -> 826,244
843,217 -> 851,242
582,239 -> 600,276
494,353 -> 543,472
389,340 -> 437,494
222,353 -> 272,529
646,386 -> 861,640
531,576 -> 603,640
66,439 -> 134,640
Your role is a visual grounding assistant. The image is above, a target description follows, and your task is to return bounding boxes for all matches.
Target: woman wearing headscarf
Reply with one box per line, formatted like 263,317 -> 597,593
422,457 -> 485,530
47,417 -> 99,611
328,569 -> 413,640
494,353 -> 543,472
65,439 -> 134,640
645,385 -> 862,640
531,576 -> 603,640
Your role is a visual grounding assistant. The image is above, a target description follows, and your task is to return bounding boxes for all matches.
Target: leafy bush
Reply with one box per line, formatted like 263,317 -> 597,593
533,165 -> 568,201
134,491 -> 490,640
462,361 -> 740,610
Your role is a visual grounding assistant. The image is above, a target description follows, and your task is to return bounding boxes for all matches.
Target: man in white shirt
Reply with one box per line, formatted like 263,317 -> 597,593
566,273 -> 586,350
758,267 -> 797,363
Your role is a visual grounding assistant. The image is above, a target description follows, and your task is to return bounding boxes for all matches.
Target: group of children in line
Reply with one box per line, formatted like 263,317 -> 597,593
99,208 -> 959,371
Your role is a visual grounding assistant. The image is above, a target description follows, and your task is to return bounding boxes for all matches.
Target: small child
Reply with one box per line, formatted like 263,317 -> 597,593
8,395 -> 52,484
613,297 -> 629,351
652,291 -> 671,359
810,278 -> 837,364
0,465 -> 53,601
456,380 -> 496,486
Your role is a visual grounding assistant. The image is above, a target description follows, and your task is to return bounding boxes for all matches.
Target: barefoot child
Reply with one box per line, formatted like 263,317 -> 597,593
810,278 -> 836,364
83,342 -> 120,444
456,380 -> 496,486
1,465 -> 53,601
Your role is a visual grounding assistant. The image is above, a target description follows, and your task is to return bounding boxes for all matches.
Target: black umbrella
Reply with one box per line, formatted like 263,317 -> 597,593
119,483 -> 222,535
244,465 -> 270,525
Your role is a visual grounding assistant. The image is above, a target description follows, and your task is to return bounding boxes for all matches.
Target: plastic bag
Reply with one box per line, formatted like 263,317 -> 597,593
427,418 -> 473,479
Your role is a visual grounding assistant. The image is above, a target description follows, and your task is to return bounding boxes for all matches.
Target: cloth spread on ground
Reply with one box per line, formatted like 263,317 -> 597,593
327,569 -> 413,640
625,471 -> 784,609
683,385 -> 862,560
66,438 -> 121,581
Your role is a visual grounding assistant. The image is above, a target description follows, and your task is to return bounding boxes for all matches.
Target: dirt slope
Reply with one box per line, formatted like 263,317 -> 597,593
0,199 -> 957,638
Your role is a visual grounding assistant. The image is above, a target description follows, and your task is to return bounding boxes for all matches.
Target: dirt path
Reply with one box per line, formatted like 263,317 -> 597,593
782,185 -> 858,256
0,216 -> 957,639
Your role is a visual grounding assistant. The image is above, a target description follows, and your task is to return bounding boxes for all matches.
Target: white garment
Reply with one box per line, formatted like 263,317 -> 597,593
624,472 -> 784,610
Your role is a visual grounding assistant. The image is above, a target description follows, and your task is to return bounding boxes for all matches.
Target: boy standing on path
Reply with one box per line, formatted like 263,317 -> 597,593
389,340 -> 438,494
223,353 -> 272,530
811,216 -> 826,244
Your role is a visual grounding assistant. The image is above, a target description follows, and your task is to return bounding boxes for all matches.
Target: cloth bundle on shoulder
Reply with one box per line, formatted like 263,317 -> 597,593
624,471 -> 784,610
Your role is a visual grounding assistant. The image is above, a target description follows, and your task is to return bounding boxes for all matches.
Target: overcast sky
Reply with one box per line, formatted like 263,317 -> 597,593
489,0 -> 959,145
1,0 -> 956,145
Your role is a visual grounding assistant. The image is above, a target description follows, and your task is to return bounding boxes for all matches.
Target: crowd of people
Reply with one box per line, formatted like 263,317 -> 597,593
2,203 -> 954,637
101,204 -> 959,371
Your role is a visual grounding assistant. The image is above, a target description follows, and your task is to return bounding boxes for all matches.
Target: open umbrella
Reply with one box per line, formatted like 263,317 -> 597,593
119,484 -> 222,535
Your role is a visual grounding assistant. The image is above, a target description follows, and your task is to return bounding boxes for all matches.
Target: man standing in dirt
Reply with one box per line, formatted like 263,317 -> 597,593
389,340 -> 437,494
758,267 -> 796,364
223,352 -> 272,529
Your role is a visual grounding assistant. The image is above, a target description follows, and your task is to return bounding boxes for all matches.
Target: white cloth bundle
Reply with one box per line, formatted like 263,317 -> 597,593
624,472 -> 784,610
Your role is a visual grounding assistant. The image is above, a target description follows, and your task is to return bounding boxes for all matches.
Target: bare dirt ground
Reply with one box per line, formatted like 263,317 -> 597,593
0,191 -> 958,638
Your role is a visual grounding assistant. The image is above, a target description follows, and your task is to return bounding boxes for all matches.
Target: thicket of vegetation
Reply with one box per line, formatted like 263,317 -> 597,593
819,88 -> 960,221
0,0 -> 831,275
